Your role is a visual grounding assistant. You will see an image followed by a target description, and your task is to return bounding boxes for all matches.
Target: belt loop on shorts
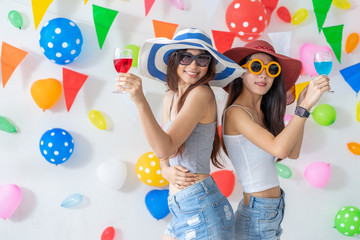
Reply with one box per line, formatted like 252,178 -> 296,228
200,179 -> 209,193
247,195 -> 255,208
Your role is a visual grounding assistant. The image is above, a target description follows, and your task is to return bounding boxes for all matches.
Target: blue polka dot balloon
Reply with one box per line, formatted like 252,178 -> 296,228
39,18 -> 83,65
39,128 -> 74,165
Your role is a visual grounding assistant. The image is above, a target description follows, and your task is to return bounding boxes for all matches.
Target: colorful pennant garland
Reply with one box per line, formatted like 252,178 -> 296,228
31,0 -> 54,30
211,30 -> 236,53
145,0 -> 156,16
340,63 -> 360,94
312,0 -> 332,33
1,42 -> 28,88
322,25 -> 344,63
152,20 -> 178,39
63,68 -> 88,112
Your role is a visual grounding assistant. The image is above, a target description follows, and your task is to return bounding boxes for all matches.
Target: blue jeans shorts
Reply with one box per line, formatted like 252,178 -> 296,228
164,176 -> 234,240
234,189 -> 285,240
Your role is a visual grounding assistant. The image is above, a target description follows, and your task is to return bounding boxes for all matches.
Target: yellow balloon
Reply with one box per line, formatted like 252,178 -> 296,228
291,8 -> 308,25
89,110 -> 106,130
333,0 -> 351,9
135,152 -> 169,187
356,101 -> 360,122
30,78 -> 62,111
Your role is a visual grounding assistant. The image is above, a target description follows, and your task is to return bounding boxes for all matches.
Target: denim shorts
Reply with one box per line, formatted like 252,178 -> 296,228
164,176 -> 234,240
234,189 -> 285,240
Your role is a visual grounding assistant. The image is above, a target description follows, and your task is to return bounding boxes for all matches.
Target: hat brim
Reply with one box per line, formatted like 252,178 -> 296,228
223,47 -> 302,91
138,38 -> 245,88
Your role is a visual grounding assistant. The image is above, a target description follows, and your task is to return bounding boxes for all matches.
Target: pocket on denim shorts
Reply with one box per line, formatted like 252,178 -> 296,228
263,209 -> 281,222
234,210 -> 251,239
212,196 -> 234,231
176,195 -> 202,214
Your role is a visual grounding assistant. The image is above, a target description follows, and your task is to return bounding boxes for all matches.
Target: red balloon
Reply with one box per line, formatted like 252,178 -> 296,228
226,0 -> 267,42
276,6 -> 291,23
211,170 -> 235,197
217,125 -> 222,140
101,226 -> 115,240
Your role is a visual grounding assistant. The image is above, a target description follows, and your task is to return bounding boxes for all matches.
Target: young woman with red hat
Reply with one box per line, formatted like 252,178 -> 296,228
221,40 -> 330,239
115,28 -> 244,239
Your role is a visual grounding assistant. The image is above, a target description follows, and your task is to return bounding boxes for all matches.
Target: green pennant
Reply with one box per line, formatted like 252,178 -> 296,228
312,0 -> 332,33
322,25 -> 344,63
92,4 -> 118,49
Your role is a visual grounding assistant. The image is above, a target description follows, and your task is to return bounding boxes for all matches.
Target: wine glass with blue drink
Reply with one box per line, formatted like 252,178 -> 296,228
314,51 -> 334,93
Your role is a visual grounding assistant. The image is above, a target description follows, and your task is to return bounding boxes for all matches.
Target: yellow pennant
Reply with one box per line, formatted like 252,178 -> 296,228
31,0 -> 53,29
295,81 -> 309,100
84,0 -> 89,5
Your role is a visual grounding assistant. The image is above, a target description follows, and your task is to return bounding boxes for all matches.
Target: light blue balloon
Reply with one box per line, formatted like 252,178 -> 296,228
39,128 -> 74,165
39,18 -> 83,65
61,193 -> 83,208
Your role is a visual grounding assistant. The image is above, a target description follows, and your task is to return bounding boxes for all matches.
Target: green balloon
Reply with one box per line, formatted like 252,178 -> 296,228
275,162 -> 292,179
312,104 -> 336,126
0,116 -> 17,133
8,10 -> 23,29
334,206 -> 360,236
125,44 -> 140,67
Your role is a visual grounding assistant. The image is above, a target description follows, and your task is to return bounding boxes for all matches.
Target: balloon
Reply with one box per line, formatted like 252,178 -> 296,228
8,10 -> 23,29
304,161 -> 331,188
276,6 -> 291,23
291,8 -> 308,25
345,33 -> 359,54
334,206 -> 360,236
357,100 -> 360,122
61,193 -> 83,208
0,116 -> 16,133
145,189 -> 170,220
31,78 -> 62,111
312,104 -> 336,126
39,18 -> 83,65
226,0 -> 267,42
299,43 -> 333,76
211,170 -> 235,197
97,159 -> 127,190
347,142 -> 360,155
283,114 -> 293,126
101,226 -> 115,240
332,0 -> 351,10
39,128 -> 74,165
135,152 -> 169,187
89,110 -> 106,130
275,162 -> 292,179
125,44 -> 140,67
0,184 -> 22,219
218,125 -> 222,140
168,0 -> 184,10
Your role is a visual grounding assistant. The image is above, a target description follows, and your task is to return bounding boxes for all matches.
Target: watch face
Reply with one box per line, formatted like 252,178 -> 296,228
295,106 -> 309,117
297,107 -> 305,115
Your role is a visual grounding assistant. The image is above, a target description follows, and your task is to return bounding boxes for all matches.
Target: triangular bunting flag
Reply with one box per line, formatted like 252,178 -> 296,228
1,42 -> 28,88
267,31 -> 292,56
63,68 -> 88,111
92,4 -> 118,49
312,0 -> 332,33
152,20 -> 178,39
31,0 -> 53,30
84,0 -> 89,5
145,0 -> 156,16
322,24 -> 344,63
261,0 -> 279,25
211,30 -> 236,53
340,63 -> 360,94
295,81 -> 310,100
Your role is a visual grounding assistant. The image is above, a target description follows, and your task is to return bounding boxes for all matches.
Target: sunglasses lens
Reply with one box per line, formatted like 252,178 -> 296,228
178,53 -> 193,65
268,64 -> 280,75
250,61 -> 262,73
196,55 -> 211,67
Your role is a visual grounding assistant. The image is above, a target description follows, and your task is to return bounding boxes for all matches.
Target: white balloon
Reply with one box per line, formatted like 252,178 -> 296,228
97,159 -> 127,190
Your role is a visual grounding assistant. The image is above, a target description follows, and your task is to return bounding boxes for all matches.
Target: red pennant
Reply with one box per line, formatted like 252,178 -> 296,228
145,0 -> 156,16
63,68 -> 88,112
211,30 -> 236,53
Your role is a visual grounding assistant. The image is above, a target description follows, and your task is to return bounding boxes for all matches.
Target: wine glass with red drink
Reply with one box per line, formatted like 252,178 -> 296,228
113,48 -> 133,93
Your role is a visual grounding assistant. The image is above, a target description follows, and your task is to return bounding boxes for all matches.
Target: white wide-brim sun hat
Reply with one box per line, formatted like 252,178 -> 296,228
138,28 -> 245,88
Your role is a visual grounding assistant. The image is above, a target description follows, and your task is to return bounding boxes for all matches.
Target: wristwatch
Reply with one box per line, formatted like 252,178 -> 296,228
294,106 -> 310,118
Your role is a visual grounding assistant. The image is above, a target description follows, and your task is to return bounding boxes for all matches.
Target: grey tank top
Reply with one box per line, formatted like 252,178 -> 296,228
163,92 -> 216,174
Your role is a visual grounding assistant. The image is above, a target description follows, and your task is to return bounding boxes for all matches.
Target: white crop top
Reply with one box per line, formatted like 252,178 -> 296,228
222,105 -> 279,193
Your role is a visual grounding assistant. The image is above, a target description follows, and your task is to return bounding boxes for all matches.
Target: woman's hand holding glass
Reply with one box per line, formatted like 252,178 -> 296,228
115,73 -> 146,103
298,75 -> 330,110
161,164 -> 198,189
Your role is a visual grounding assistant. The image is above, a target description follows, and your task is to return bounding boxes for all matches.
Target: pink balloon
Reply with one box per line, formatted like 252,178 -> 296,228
299,43 -> 334,76
304,161 -> 331,188
168,0 -> 184,10
284,114 -> 293,126
0,184 -> 22,219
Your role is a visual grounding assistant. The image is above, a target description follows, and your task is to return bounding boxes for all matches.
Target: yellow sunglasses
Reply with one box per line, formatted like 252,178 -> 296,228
241,58 -> 281,78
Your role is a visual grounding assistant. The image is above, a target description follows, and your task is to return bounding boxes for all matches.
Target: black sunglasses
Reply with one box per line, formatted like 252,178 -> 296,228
177,52 -> 212,67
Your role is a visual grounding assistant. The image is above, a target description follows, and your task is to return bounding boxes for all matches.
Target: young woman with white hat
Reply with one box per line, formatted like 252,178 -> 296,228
115,28 -> 244,239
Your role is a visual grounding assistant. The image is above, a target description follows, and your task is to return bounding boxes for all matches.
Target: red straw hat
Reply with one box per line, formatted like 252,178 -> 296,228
223,40 -> 302,92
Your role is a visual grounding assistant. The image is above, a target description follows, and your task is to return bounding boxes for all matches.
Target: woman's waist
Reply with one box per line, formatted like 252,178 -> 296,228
243,186 -> 281,206
169,173 -> 211,196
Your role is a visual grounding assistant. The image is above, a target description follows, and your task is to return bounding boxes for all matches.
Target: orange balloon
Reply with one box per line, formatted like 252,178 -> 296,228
31,78 -> 62,111
345,33 -> 359,54
347,142 -> 360,155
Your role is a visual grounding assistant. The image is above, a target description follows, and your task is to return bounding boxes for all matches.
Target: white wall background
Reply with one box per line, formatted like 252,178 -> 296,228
1,0 -> 360,239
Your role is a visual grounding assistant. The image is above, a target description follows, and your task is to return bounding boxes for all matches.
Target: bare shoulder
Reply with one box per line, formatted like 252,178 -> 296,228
187,85 -> 214,102
163,90 -> 175,106
225,105 -> 254,133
